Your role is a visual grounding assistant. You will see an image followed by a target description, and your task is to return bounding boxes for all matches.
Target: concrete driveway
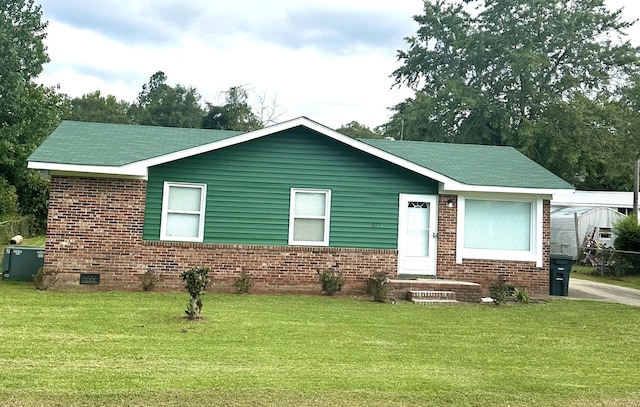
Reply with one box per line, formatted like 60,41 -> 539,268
567,277 -> 640,306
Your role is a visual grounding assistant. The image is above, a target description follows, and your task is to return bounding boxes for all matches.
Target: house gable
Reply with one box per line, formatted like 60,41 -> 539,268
143,127 -> 439,248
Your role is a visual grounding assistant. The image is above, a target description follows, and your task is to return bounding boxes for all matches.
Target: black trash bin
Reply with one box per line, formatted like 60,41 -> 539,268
549,254 -> 572,296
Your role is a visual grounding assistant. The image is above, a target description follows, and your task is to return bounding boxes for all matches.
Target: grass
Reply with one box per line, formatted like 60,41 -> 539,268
572,264 -> 640,291
1,282 -> 639,406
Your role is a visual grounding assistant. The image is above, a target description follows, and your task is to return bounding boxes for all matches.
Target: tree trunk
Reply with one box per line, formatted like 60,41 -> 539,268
189,296 -> 201,319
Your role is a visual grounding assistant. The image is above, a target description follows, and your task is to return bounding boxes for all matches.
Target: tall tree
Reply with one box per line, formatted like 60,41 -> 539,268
202,86 -> 262,131
128,71 -> 203,128
389,0 -> 640,188
0,0 -> 66,227
336,121 -> 381,139
66,91 -> 131,124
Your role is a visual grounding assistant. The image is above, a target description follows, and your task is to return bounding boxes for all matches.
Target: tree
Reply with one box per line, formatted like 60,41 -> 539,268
128,71 -> 203,128
336,121 -> 381,139
389,0 -> 640,188
202,86 -> 263,131
180,267 -> 211,320
0,0 -> 66,228
66,91 -> 131,124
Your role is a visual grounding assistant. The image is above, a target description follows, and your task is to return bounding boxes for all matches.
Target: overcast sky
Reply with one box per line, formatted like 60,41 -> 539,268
35,0 -> 640,130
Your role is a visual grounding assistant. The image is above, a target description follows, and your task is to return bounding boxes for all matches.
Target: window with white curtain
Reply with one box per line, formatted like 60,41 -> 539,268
456,195 -> 542,267
288,189 -> 331,246
464,200 -> 531,251
160,182 -> 206,242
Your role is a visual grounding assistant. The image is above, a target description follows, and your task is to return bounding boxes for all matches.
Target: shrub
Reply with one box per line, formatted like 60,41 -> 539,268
140,269 -> 163,292
318,268 -> 344,295
488,276 -> 509,305
514,288 -> 530,304
367,271 -> 390,303
612,215 -> 640,276
33,268 -> 58,290
180,267 -> 211,320
233,269 -> 253,294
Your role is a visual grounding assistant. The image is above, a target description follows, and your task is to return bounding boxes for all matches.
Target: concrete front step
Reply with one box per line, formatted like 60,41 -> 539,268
389,279 -> 483,303
411,298 -> 460,305
408,290 -> 459,305
408,290 -> 457,301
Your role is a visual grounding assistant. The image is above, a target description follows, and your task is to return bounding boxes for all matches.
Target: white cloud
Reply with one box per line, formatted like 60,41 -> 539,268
35,0 -> 640,129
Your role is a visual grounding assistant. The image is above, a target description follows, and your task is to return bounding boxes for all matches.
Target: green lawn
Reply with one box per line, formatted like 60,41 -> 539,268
0,282 -> 639,406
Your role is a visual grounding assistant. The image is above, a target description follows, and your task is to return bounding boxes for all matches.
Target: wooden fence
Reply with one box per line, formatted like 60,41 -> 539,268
0,216 -> 34,245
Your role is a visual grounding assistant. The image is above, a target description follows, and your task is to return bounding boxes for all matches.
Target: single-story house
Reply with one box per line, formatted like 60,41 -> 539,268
28,117 -> 573,296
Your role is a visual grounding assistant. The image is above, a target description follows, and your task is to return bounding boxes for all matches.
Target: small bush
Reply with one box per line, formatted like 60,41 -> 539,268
488,276 -> 509,305
233,269 -> 253,294
180,267 -> 211,320
140,269 -> 163,291
318,268 -> 344,295
514,288 -> 530,304
612,215 -> 640,276
367,271 -> 390,303
33,268 -> 58,290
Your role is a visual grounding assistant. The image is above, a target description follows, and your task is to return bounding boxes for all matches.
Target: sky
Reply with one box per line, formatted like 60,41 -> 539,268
34,0 -> 640,130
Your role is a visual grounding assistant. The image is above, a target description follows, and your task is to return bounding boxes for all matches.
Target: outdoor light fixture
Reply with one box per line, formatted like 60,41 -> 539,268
447,199 -> 454,208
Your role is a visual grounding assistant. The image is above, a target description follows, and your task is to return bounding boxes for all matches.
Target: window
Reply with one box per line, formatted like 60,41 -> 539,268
456,195 -> 542,267
160,182 -> 206,242
598,227 -> 612,239
288,189 -> 331,246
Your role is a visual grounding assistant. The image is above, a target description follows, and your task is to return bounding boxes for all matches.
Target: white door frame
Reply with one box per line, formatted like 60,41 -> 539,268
397,194 -> 438,276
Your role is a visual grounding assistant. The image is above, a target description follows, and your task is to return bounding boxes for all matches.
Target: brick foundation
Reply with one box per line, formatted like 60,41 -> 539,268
45,176 -> 551,296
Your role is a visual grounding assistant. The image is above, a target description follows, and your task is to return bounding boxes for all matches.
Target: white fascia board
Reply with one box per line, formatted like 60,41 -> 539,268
28,161 -> 147,178
441,183 -> 573,197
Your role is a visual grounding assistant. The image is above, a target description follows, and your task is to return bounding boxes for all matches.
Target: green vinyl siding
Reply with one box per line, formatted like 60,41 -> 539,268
143,128 -> 437,248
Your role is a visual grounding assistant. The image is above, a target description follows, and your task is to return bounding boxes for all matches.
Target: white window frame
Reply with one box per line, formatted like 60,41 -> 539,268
288,188 -> 331,246
160,182 -> 207,242
456,194 -> 543,267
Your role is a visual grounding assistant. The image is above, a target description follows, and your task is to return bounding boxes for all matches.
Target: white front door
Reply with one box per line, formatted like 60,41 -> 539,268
398,194 -> 438,276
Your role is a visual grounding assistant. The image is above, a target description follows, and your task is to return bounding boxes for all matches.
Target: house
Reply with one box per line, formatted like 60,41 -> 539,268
28,118 -> 573,297
550,206 -> 626,259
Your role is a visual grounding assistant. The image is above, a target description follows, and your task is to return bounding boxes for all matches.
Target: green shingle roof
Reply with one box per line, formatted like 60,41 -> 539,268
28,121 -> 241,166
28,120 -> 573,191
360,138 -> 573,190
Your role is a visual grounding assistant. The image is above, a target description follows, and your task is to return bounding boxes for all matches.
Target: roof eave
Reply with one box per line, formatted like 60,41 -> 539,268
441,182 -> 574,196
28,161 -> 147,177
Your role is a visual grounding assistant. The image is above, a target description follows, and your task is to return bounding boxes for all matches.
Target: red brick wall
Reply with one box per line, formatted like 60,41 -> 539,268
436,194 -> 550,296
45,176 -> 550,296
45,176 -> 396,293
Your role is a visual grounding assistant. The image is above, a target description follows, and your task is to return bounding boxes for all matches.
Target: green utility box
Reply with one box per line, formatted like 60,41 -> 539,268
2,246 -> 45,281
549,253 -> 572,296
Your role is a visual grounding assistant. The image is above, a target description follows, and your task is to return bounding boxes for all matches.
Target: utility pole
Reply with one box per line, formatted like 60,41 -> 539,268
635,159 -> 639,223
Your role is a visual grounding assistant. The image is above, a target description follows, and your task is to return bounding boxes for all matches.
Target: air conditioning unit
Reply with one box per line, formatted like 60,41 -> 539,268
2,247 -> 45,281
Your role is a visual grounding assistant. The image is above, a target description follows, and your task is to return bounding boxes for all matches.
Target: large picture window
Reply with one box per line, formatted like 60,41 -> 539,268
288,189 -> 331,246
464,200 -> 531,251
160,182 -> 206,242
456,195 -> 542,266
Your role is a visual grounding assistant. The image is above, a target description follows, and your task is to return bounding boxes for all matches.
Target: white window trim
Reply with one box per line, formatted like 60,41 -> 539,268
288,188 -> 331,246
160,182 -> 207,242
456,194 -> 543,267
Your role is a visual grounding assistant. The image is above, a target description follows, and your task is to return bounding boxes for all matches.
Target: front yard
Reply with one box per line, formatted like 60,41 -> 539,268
0,282 -> 638,406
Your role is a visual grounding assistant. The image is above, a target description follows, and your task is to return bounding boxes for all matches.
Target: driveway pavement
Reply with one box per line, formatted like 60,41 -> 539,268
567,277 -> 640,306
